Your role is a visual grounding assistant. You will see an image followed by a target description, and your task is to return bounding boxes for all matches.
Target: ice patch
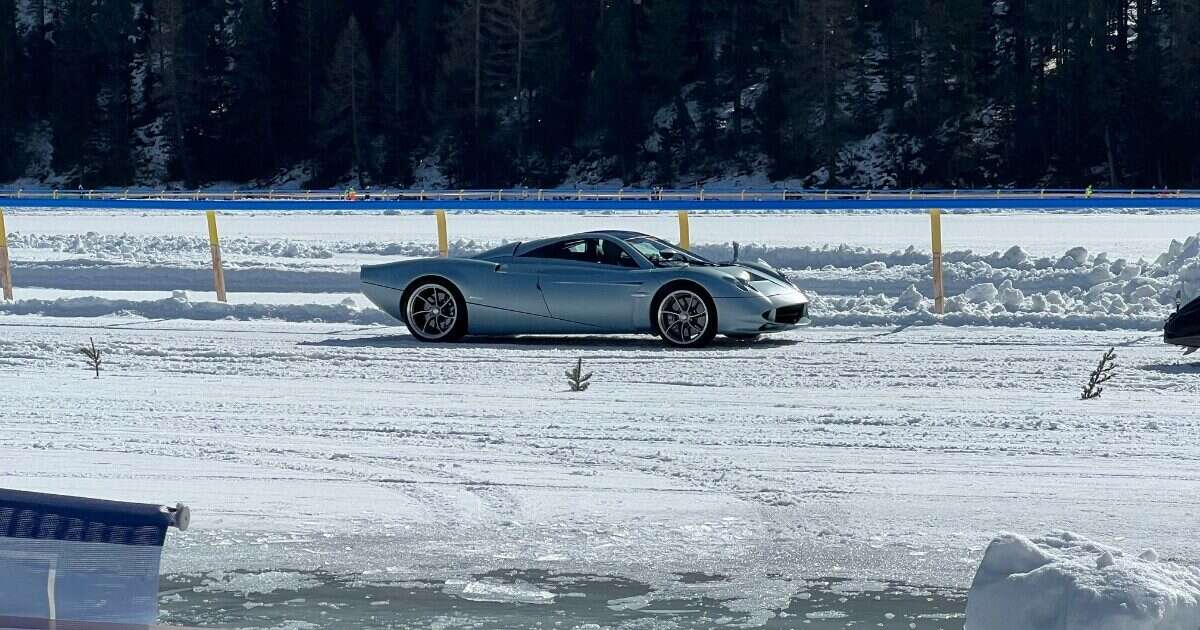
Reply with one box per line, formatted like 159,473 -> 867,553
966,532 -> 1200,630
442,579 -> 555,605
197,571 -> 322,596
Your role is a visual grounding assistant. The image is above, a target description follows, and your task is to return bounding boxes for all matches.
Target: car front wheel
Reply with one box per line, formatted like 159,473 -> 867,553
654,287 -> 718,348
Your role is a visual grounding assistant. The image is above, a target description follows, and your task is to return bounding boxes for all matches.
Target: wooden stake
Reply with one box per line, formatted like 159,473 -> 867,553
930,209 -> 945,315
436,210 -> 449,257
677,210 -> 690,250
206,211 -> 227,302
0,208 -> 12,301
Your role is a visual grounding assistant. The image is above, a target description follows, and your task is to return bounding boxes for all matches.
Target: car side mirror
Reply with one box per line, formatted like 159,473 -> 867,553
660,251 -> 677,261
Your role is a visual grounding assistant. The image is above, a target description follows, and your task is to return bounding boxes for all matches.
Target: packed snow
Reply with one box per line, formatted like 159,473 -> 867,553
5,210 -> 1200,332
3,208 -> 1200,627
967,532 -> 1200,630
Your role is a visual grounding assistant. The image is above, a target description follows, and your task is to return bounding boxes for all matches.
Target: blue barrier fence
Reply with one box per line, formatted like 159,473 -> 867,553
3,192 -> 1200,212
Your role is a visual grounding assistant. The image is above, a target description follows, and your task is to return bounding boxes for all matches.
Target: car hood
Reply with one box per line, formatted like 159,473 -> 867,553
714,262 -> 798,297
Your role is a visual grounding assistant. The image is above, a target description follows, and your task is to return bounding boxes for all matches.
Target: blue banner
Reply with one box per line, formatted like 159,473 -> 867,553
0,490 -> 185,626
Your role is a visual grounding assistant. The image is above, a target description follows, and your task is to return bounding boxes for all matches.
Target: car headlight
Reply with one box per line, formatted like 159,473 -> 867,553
724,275 -> 761,294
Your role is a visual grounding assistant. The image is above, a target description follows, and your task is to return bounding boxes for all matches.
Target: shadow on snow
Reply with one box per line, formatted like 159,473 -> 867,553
302,333 -> 801,352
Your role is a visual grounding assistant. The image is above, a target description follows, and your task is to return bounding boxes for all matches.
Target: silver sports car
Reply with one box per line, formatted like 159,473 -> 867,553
360,230 -> 810,347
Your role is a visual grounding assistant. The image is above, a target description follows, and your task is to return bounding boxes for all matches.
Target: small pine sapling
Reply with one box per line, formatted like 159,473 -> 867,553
81,337 -> 103,378
1081,347 -> 1116,400
565,357 -> 592,392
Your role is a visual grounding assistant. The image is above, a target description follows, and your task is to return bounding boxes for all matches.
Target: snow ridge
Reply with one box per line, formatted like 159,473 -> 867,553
967,532 -> 1200,630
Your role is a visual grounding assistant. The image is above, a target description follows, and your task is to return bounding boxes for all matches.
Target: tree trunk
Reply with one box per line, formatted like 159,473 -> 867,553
474,0 -> 481,130
516,0 -> 525,159
473,0 -> 482,185
1105,124 -> 1117,187
730,3 -> 741,149
350,48 -> 361,186
306,1 -> 315,135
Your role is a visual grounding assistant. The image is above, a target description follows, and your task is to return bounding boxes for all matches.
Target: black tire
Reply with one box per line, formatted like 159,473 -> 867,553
651,284 -> 718,348
726,334 -> 761,343
402,278 -> 468,342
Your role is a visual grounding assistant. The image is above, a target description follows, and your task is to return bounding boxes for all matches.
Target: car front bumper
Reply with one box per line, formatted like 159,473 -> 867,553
714,289 -> 812,335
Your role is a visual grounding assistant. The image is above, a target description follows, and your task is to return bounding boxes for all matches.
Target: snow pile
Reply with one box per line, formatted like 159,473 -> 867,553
796,235 -> 1200,330
0,291 -> 392,325
7,220 -> 1200,330
967,532 -> 1200,630
6,231 -> 499,263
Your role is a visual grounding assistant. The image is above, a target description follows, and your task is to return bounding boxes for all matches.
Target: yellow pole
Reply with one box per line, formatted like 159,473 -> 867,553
677,210 -> 690,250
436,209 -> 449,257
206,211 -> 227,303
0,208 -> 12,301
930,209 -> 945,315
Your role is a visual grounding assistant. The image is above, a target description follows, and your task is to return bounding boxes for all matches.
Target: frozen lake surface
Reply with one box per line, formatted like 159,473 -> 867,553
3,208 -> 1200,627
1,318 -> 1197,626
159,570 -> 965,629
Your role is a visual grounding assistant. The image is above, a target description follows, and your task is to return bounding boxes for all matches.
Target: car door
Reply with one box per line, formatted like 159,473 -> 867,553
535,238 -> 646,331
460,256 -> 554,335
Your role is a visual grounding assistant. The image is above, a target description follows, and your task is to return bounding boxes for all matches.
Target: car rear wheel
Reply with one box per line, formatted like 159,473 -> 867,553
654,287 -> 718,348
404,280 -> 467,342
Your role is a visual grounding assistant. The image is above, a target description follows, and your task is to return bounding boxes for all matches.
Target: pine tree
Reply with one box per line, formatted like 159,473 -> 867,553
482,0 -> 560,158
49,0 -> 95,182
224,0 -> 277,180
379,23 -> 414,184
85,0 -> 136,185
0,0 -> 24,180
440,0 -> 485,184
147,0 -> 217,185
589,0 -> 640,181
639,0 -> 689,98
1162,0 -> 1200,184
316,16 -> 373,186
780,0 -> 857,183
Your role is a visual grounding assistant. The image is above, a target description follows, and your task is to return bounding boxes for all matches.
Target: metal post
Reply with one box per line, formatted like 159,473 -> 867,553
0,208 -> 12,301
677,210 -> 690,250
930,209 -> 945,315
436,210 -> 449,257
206,211 -> 227,303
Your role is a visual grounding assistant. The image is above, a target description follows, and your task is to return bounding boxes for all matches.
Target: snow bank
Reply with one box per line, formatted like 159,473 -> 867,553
967,532 -> 1200,630
0,291 -> 392,325
8,226 -> 1200,331
6,232 -> 495,262
795,235 -> 1200,330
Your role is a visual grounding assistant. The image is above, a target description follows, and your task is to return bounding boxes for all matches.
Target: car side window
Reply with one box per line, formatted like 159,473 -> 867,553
598,240 -> 639,268
522,239 -> 593,262
521,238 -> 638,268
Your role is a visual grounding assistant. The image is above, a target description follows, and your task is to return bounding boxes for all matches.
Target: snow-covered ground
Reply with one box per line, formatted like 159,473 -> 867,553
5,210 -> 1200,332
3,209 -> 1200,627
2,319 -> 1198,627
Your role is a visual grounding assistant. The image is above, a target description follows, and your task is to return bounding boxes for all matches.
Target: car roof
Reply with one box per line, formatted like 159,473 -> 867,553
576,230 -> 650,240
511,231 -> 651,257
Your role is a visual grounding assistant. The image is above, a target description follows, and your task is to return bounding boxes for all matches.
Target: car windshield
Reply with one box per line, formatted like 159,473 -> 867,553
625,236 -> 713,266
